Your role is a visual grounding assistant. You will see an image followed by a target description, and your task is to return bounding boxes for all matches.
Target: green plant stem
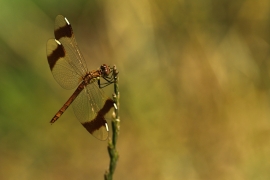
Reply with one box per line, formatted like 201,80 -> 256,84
104,66 -> 120,180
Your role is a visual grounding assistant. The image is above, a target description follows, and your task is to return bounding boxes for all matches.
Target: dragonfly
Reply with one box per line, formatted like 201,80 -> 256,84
46,15 -> 117,140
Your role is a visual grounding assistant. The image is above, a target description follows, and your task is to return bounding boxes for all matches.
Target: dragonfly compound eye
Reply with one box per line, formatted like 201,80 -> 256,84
100,64 -> 110,76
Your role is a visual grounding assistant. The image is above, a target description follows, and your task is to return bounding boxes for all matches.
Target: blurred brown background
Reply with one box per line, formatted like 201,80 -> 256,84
1,0 -> 270,179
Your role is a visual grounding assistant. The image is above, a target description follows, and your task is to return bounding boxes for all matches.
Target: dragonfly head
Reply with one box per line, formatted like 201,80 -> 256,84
100,64 -> 111,77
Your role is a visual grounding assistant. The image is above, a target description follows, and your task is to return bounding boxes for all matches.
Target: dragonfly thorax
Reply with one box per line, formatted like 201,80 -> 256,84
83,73 -> 97,85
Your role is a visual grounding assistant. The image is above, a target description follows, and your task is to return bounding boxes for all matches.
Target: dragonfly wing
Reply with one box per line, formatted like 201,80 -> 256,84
72,81 -> 109,140
54,15 -> 88,78
46,39 -> 82,89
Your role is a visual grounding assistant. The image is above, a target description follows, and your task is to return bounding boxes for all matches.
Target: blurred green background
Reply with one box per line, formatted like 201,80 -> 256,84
1,0 -> 270,179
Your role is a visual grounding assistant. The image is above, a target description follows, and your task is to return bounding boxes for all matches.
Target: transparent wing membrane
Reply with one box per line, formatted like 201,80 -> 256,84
59,38 -> 87,78
72,80 -> 108,140
54,15 -> 88,76
72,87 -> 90,123
46,39 -> 82,89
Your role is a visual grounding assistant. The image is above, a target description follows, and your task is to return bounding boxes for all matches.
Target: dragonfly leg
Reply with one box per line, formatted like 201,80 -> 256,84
98,77 -> 114,88
98,71 -> 118,88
